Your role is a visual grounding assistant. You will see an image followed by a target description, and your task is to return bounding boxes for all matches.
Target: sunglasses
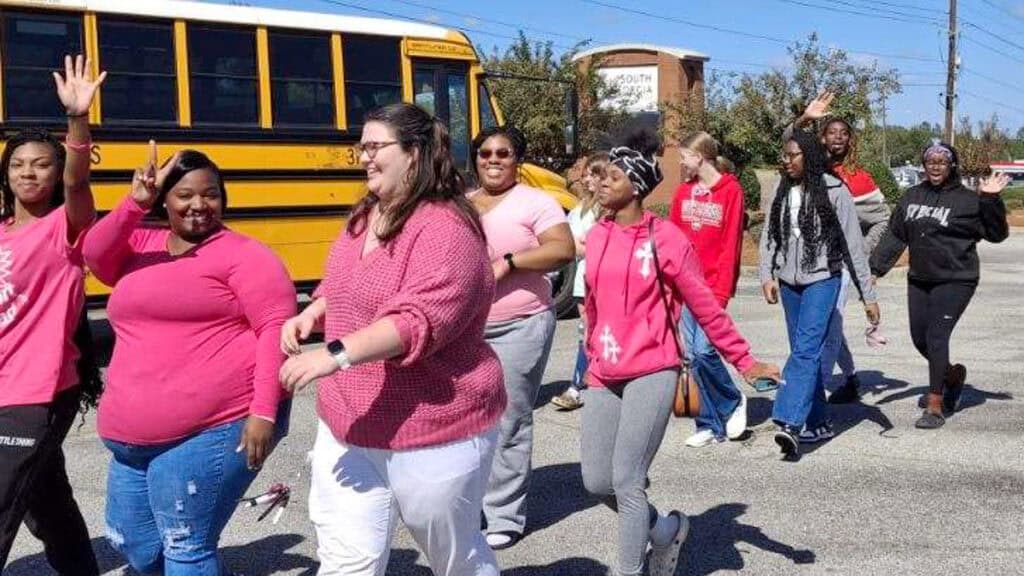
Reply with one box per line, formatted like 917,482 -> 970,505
478,148 -> 514,160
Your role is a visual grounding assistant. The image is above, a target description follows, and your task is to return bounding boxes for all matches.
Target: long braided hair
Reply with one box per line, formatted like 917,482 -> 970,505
767,130 -> 858,292
1,129 -> 104,413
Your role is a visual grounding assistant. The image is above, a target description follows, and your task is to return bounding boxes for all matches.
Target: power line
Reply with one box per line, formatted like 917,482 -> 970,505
765,0 -> 945,26
961,33 -> 1024,65
832,0 -> 941,14
976,0 -> 1024,23
959,88 -> 1024,116
384,0 -> 583,43
961,21 -> 1024,55
962,67 -> 1024,93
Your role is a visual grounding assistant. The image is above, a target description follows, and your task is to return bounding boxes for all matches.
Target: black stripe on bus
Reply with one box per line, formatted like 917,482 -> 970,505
95,205 -> 352,219
89,169 -> 368,182
1,122 -> 362,144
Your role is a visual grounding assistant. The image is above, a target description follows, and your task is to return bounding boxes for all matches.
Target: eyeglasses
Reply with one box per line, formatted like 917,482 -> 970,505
355,141 -> 398,159
780,151 -> 804,162
477,148 -> 514,160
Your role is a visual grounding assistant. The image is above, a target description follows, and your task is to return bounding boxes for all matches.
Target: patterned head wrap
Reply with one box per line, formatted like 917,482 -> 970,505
609,146 -> 662,198
923,141 -> 954,164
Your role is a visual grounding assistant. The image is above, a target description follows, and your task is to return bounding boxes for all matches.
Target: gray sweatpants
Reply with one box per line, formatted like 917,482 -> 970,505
580,370 -> 677,576
483,309 -> 557,535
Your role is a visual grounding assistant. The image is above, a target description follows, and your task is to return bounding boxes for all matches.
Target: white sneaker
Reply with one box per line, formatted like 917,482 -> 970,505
725,393 -> 748,440
685,429 -> 723,448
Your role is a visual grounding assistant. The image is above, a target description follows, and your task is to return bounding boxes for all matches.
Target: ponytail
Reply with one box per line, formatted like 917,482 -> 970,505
715,156 -> 735,175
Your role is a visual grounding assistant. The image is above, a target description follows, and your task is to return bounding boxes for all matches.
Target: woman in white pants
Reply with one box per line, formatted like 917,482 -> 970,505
279,103 -> 506,576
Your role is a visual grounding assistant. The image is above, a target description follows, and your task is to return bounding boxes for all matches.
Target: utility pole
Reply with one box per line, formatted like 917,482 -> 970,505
880,90 -> 889,168
944,0 -> 958,145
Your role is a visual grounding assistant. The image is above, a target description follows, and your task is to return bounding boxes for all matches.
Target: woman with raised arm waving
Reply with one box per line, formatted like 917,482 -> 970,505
0,54 -> 105,576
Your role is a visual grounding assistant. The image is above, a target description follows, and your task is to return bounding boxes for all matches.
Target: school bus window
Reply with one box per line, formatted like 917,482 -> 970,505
98,18 -> 176,124
1,11 -> 83,122
268,30 -> 334,127
188,25 -> 258,125
479,82 -> 498,130
342,35 -> 401,128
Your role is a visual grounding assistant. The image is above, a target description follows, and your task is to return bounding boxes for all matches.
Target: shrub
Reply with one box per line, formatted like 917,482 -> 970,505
737,165 -> 762,211
862,159 -> 902,205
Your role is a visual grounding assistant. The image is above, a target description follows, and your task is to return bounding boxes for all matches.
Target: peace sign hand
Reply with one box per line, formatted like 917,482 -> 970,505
131,141 -> 179,210
53,54 -> 107,117
978,172 -> 1011,196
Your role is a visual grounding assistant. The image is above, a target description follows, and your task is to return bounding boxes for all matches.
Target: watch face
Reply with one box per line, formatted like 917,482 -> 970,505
327,339 -> 344,355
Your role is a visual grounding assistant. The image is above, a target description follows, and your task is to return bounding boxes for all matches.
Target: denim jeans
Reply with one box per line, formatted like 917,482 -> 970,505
681,308 -> 742,437
772,276 -> 841,430
820,268 -> 856,385
103,402 -> 290,576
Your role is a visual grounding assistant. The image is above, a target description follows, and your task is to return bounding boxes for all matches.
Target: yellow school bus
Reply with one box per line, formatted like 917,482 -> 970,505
0,0 -> 577,311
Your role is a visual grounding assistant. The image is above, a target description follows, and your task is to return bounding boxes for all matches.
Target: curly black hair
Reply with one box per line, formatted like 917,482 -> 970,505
1,128 -> 103,414
767,130 -> 859,292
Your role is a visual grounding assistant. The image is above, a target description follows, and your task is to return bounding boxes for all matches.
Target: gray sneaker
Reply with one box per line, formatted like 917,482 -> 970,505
648,511 -> 688,576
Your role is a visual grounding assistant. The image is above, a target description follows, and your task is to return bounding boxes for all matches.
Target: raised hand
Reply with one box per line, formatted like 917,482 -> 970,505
53,54 -> 107,117
131,140 -> 161,210
797,90 -> 836,127
979,172 -> 1011,196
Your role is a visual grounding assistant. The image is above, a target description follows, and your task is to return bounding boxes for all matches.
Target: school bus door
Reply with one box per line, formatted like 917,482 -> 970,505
411,60 -> 471,171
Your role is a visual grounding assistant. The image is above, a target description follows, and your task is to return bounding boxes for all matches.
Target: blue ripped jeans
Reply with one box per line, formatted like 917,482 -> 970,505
103,403 -> 289,575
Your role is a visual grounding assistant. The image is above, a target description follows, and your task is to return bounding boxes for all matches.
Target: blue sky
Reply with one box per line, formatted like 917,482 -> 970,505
217,0 -> 1024,132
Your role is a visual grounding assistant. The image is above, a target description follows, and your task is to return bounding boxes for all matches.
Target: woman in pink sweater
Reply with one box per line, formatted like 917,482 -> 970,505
279,103 -> 505,576
582,129 -> 779,576
82,144 -> 296,576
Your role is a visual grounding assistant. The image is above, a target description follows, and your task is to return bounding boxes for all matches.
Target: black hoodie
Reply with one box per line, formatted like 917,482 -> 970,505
870,175 -> 1008,283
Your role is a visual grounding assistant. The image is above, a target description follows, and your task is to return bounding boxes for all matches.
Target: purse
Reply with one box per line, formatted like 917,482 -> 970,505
647,219 -> 700,418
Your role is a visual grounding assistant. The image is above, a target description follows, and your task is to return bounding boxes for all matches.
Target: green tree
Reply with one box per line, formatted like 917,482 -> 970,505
482,33 -> 629,170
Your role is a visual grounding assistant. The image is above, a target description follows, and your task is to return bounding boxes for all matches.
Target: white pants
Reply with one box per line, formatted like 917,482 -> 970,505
309,420 -> 499,576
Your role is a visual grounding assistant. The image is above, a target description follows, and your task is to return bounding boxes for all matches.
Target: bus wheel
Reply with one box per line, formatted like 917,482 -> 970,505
550,259 -> 578,319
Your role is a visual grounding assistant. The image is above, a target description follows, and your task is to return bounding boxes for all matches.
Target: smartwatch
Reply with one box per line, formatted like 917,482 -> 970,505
503,253 -> 516,272
326,339 -> 352,370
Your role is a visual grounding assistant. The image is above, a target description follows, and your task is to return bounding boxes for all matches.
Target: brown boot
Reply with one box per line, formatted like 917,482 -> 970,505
915,393 -> 946,429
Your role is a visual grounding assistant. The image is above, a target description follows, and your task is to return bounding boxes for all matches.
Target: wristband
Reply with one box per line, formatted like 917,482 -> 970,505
64,139 -> 92,152
503,253 -> 516,272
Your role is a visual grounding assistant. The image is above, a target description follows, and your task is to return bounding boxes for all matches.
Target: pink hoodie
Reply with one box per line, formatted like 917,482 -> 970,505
584,212 -> 756,387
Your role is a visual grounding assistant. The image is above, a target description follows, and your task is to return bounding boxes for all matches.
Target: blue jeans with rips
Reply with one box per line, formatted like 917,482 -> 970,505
103,402 -> 290,576
772,277 -> 841,430
681,308 -> 742,438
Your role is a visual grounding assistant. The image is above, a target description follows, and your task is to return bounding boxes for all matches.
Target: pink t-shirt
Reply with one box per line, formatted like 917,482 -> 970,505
473,184 -> 567,323
83,198 -> 296,445
0,207 -> 88,407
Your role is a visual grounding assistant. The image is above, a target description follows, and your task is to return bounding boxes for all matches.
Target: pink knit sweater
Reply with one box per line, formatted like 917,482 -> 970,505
314,201 -> 506,450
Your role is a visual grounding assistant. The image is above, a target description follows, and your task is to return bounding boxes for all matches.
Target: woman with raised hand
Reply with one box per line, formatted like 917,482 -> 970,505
83,142 -> 295,575
468,125 -> 575,550
583,128 -> 778,576
0,54 -> 104,576
759,130 -> 880,460
870,141 -> 1009,429
279,103 -> 504,575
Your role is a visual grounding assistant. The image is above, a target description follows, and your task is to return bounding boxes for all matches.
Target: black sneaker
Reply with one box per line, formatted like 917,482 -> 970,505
827,375 -> 861,404
942,364 -> 966,414
915,410 -> 945,429
773,426 -> 801,460
798,422 -> 836,444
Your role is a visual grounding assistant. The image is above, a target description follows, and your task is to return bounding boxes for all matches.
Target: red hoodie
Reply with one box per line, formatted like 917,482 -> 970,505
584,212 -> 756,388
669,173 -> 744,307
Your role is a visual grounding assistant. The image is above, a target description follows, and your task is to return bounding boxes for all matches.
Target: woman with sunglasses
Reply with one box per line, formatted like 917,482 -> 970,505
468,126 -> 575,550
870,141 -> 1009,429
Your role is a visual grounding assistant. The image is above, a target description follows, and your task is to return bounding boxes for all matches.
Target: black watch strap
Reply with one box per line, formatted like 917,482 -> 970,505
504,253 -> 516,271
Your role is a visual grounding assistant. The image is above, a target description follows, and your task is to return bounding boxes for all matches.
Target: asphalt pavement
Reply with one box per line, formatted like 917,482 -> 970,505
8,232 -> 1024,575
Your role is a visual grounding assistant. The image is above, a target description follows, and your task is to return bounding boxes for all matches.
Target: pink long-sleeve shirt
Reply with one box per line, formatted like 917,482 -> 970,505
83,198 -> 296,445
314,201 -> 506,450
584,212 -> 756,387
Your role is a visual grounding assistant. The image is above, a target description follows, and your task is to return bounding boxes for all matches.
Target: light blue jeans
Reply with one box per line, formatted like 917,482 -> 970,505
103,402 -> 290,575
772,277 -> 841,430
681,308 -> 742,438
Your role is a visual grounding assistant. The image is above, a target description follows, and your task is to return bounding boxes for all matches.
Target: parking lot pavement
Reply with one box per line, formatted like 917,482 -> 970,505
8,232 -> 1024,575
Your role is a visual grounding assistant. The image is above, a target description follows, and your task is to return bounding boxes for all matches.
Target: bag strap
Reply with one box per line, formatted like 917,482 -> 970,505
647,218 -> 686,365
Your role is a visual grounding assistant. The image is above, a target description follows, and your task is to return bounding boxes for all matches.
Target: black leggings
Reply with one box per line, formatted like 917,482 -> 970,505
0,387 -> 98,575
907,280 -> 976,395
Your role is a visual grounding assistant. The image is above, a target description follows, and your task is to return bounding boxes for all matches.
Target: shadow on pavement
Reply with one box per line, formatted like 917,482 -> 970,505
684,503 -> 815,575
537,379 -> 571,408
222,533 -> 318,575
3,537 -> 124,575
876,383 -> 1013,410
524,462 -> 603,536
387,548 -> 610,575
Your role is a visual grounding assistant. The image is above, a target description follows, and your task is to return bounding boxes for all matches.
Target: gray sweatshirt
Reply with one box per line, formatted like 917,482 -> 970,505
758,174 -> 878,303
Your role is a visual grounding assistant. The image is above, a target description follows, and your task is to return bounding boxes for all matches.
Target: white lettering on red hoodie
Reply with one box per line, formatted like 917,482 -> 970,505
584,212 -> 756,387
